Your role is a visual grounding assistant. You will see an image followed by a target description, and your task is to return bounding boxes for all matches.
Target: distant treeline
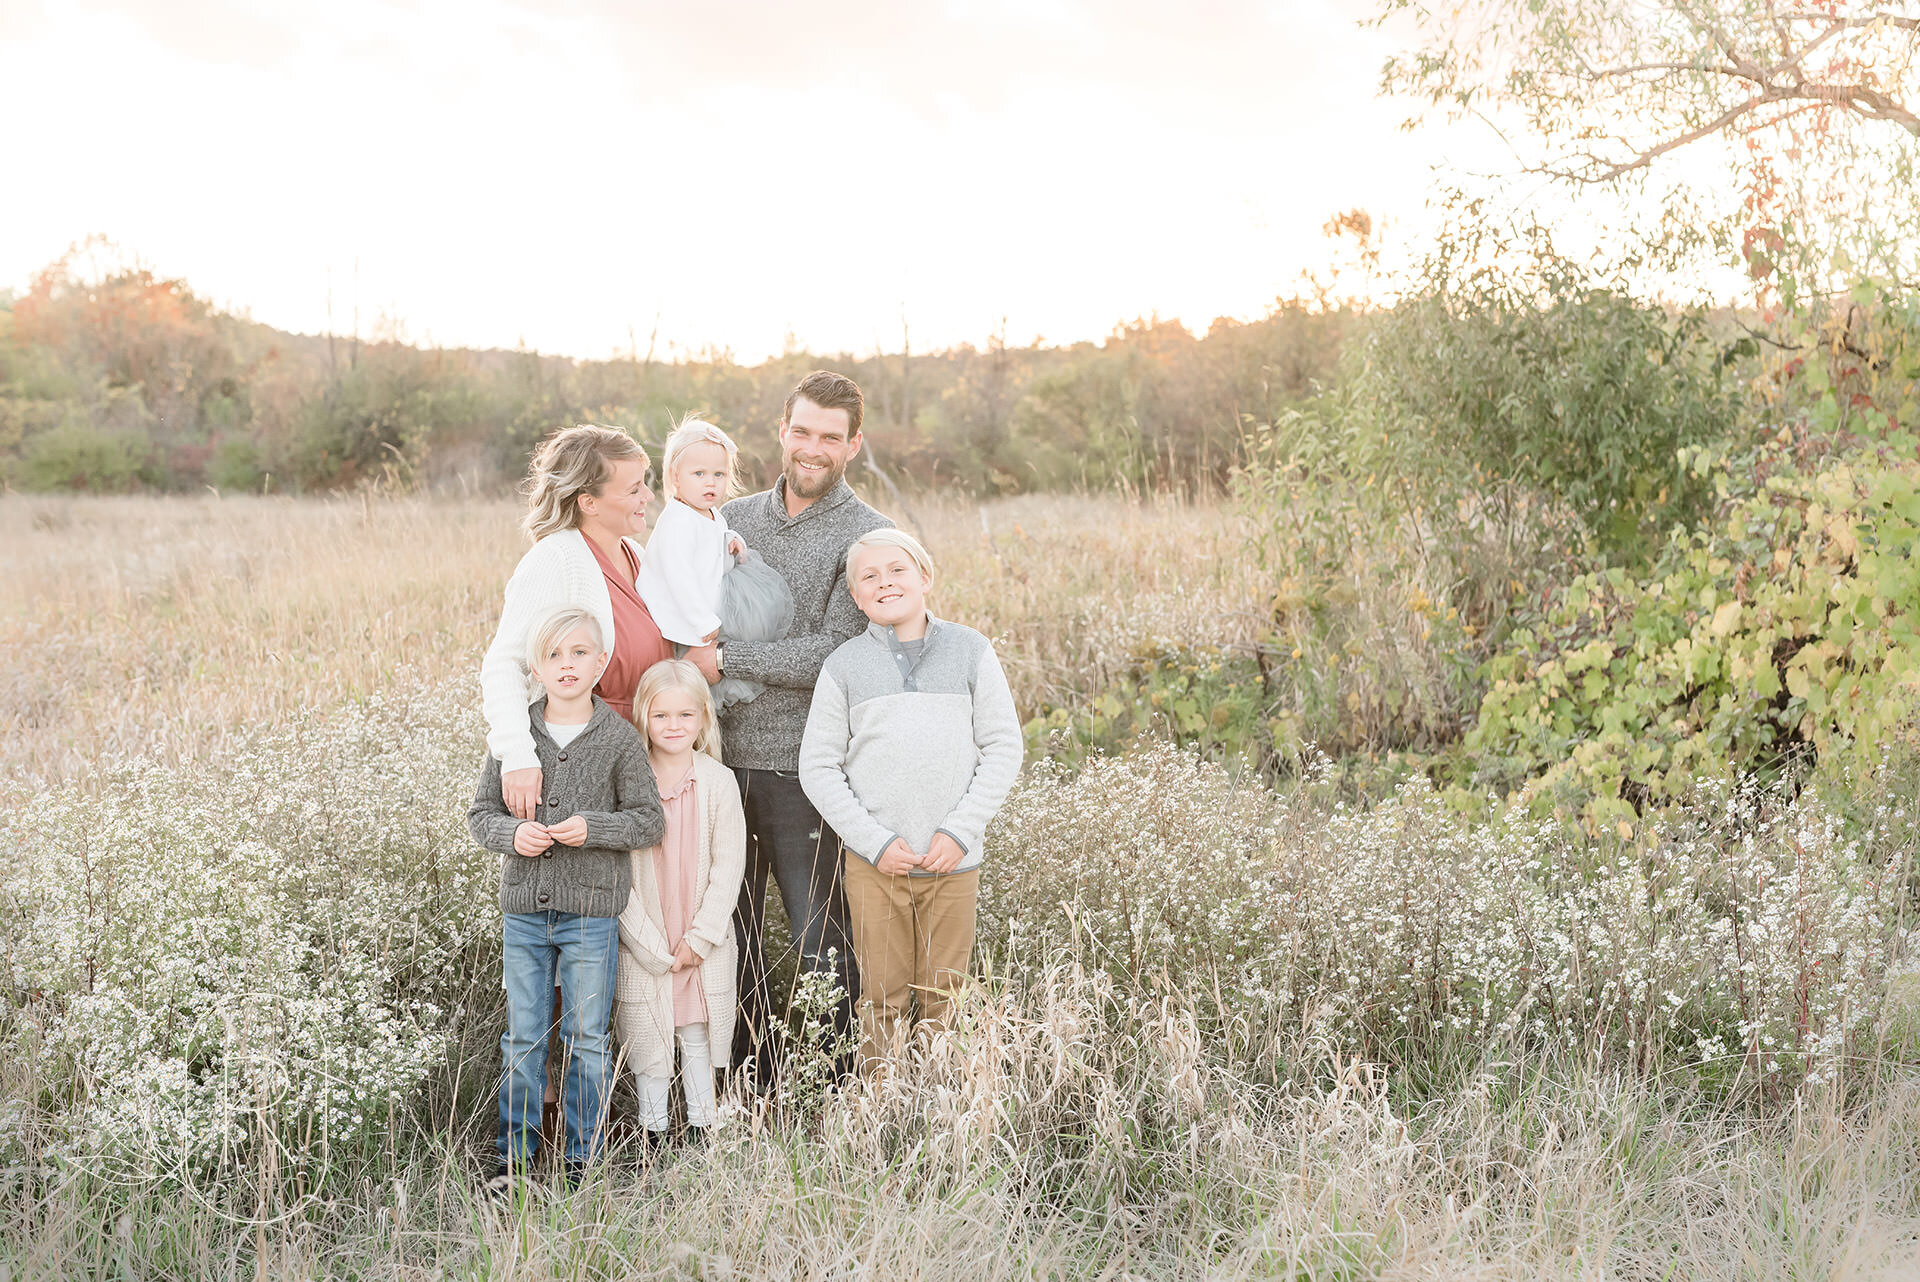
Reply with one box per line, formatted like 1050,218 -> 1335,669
0,253 -> 1353,496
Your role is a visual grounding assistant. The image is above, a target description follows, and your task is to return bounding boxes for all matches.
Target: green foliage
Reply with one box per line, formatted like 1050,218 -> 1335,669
1224,386 -> 1511,766
1367,221 -> 1737,561
1466,423 -> 1920,828
15,417 -> 149,492
1024,642 -> 1284,773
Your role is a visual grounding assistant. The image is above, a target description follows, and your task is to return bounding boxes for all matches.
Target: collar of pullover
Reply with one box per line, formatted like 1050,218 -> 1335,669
867,615 -> 946,690
529,693 -> 618,744
865,613 -> 944,647
765,476 -> 857,527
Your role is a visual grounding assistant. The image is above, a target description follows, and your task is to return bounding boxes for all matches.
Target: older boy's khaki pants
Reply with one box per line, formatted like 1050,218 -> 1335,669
842,855 -> 979,1069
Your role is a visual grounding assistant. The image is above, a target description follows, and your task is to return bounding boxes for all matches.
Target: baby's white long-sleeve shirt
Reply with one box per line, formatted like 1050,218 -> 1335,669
637,499 -> 735,646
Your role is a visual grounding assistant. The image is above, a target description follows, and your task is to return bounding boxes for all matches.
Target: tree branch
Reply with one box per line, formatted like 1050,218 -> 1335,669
1583,94 -> 1770,180
1778,12 -> 1920,33
1590,60 -> 1748,79
1675,0 -> 1774,81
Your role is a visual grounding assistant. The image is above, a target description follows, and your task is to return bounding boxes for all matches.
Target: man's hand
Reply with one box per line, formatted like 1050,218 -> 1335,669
876,838 -> 922,877
502,767 -> 543,821
546,815 -> 588,846
922,832 -> 967,874
512,822 -> 554,858
686,642 -> 721,683
669,940 -> 700,972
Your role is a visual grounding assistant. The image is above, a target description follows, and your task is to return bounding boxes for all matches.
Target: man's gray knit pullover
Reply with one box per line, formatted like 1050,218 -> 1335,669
720,477 -> 892,772
467,695 -> 665,918
799,615 -> 1023,874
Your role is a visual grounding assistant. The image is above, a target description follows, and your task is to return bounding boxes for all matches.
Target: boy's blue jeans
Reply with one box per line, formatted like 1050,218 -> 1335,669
498,910 -> 619,1170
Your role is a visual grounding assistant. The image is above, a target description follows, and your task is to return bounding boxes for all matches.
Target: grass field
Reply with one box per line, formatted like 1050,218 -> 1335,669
0,491 -> 1253,795
4,490 -> 1920,1279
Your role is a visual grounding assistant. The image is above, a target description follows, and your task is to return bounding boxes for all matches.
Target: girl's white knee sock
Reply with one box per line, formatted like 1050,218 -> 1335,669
678,1024 -> 717,1127
635,1022 -> 716,1131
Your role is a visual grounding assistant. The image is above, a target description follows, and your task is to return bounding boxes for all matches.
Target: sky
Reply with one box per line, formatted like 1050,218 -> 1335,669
0,0 -> 1509,363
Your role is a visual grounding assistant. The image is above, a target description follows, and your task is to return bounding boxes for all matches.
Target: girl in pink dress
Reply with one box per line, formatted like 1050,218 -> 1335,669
613,659 -> 747,1146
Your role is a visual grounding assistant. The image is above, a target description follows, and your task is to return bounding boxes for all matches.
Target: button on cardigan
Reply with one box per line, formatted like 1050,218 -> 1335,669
468,695 -> 667,919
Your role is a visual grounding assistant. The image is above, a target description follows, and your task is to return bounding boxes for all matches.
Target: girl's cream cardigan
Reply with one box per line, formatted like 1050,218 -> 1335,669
479,527 -> 647,776
613,750 -> 745,1078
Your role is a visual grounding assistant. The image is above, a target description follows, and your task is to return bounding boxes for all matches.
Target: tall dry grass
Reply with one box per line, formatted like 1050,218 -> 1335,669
0,490 -> 1257,798
9,960 -> 1920,1278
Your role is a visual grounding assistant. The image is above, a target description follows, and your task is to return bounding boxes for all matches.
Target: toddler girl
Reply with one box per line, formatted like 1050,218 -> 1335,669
636,416 -> 792,709
614,658 -> 747,1146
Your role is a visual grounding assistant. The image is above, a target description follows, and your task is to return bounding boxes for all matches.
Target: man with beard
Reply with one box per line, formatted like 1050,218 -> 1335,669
694,369 -> 892,1086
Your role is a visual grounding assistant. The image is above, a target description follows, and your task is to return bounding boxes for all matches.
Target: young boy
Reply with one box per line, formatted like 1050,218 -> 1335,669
467,607 -> 664,1190
798,529 -> 1023,1068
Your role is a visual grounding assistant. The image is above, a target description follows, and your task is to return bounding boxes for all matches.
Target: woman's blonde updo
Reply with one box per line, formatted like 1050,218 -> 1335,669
521,424 -> 650,543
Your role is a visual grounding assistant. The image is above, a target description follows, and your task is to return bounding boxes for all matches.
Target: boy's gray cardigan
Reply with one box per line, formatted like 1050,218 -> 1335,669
467,695 -> 665,918
799,616 -> 1023,875
719,477 -> 892,772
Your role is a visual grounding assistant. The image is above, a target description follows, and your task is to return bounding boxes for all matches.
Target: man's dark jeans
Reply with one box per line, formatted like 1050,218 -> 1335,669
730,767 -> 859,1085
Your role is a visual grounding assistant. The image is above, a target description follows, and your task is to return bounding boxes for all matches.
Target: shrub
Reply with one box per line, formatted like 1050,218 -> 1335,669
983,744 -> 1907,1093
0,690 -> 496,1181
1466,425 -> 1920,826
1366,220 -> 1737,562
15,417 -> 149,492
1225,391 -> 1500,763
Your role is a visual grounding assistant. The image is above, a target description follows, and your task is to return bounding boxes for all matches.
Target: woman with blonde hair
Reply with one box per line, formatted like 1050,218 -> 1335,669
480,424 -> 696,822
615,658 -> 746,1147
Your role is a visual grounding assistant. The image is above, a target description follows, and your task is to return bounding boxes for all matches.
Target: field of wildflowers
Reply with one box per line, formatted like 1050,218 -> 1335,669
4,492 -> 1919,1278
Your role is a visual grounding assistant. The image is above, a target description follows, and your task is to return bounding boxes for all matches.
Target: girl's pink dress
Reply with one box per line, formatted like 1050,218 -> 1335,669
654,768 -> 709,1026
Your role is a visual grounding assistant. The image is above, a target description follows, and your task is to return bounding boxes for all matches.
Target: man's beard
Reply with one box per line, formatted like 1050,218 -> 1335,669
784,455 -> 846,500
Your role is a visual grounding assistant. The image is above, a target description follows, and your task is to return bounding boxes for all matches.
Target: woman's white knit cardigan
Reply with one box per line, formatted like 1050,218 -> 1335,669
613,750 -> 745,1079
479,527 -> 646,774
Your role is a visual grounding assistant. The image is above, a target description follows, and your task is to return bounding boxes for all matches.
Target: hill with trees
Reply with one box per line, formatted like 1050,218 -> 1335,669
0,241 -> 1354,498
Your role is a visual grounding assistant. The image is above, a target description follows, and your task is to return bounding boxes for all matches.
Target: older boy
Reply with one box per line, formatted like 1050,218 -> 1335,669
798,529 -> 1023,1067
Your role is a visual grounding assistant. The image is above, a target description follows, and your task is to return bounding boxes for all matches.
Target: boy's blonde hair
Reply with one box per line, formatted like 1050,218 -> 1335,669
521,424 -> 650,543
632,659 -> 724,759
847,527 -> 934,582
661,414 -> 741,502
526,607 -> 605,673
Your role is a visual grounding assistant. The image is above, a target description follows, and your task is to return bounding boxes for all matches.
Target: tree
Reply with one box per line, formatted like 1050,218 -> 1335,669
1378,1 -> 1920,297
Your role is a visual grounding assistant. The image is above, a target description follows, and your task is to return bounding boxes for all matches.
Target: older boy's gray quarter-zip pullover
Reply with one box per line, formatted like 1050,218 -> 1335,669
718,477 -> 892,772
798,616 -> 1023,874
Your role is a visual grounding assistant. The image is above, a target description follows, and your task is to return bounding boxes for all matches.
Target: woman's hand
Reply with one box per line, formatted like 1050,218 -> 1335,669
546,815 -> 588,846
502,767 -> 543,821
876,839 -> 922,877
512,822 -> 553,858
669,940 -> 700,972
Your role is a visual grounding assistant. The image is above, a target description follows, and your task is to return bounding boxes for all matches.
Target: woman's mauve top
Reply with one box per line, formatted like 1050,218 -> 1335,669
654,767 -> 709,1027
587,537 -> 669,722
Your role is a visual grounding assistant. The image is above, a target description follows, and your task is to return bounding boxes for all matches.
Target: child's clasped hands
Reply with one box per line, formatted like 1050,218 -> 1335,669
876,832 -> 967,876
512,814 -> 588,857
